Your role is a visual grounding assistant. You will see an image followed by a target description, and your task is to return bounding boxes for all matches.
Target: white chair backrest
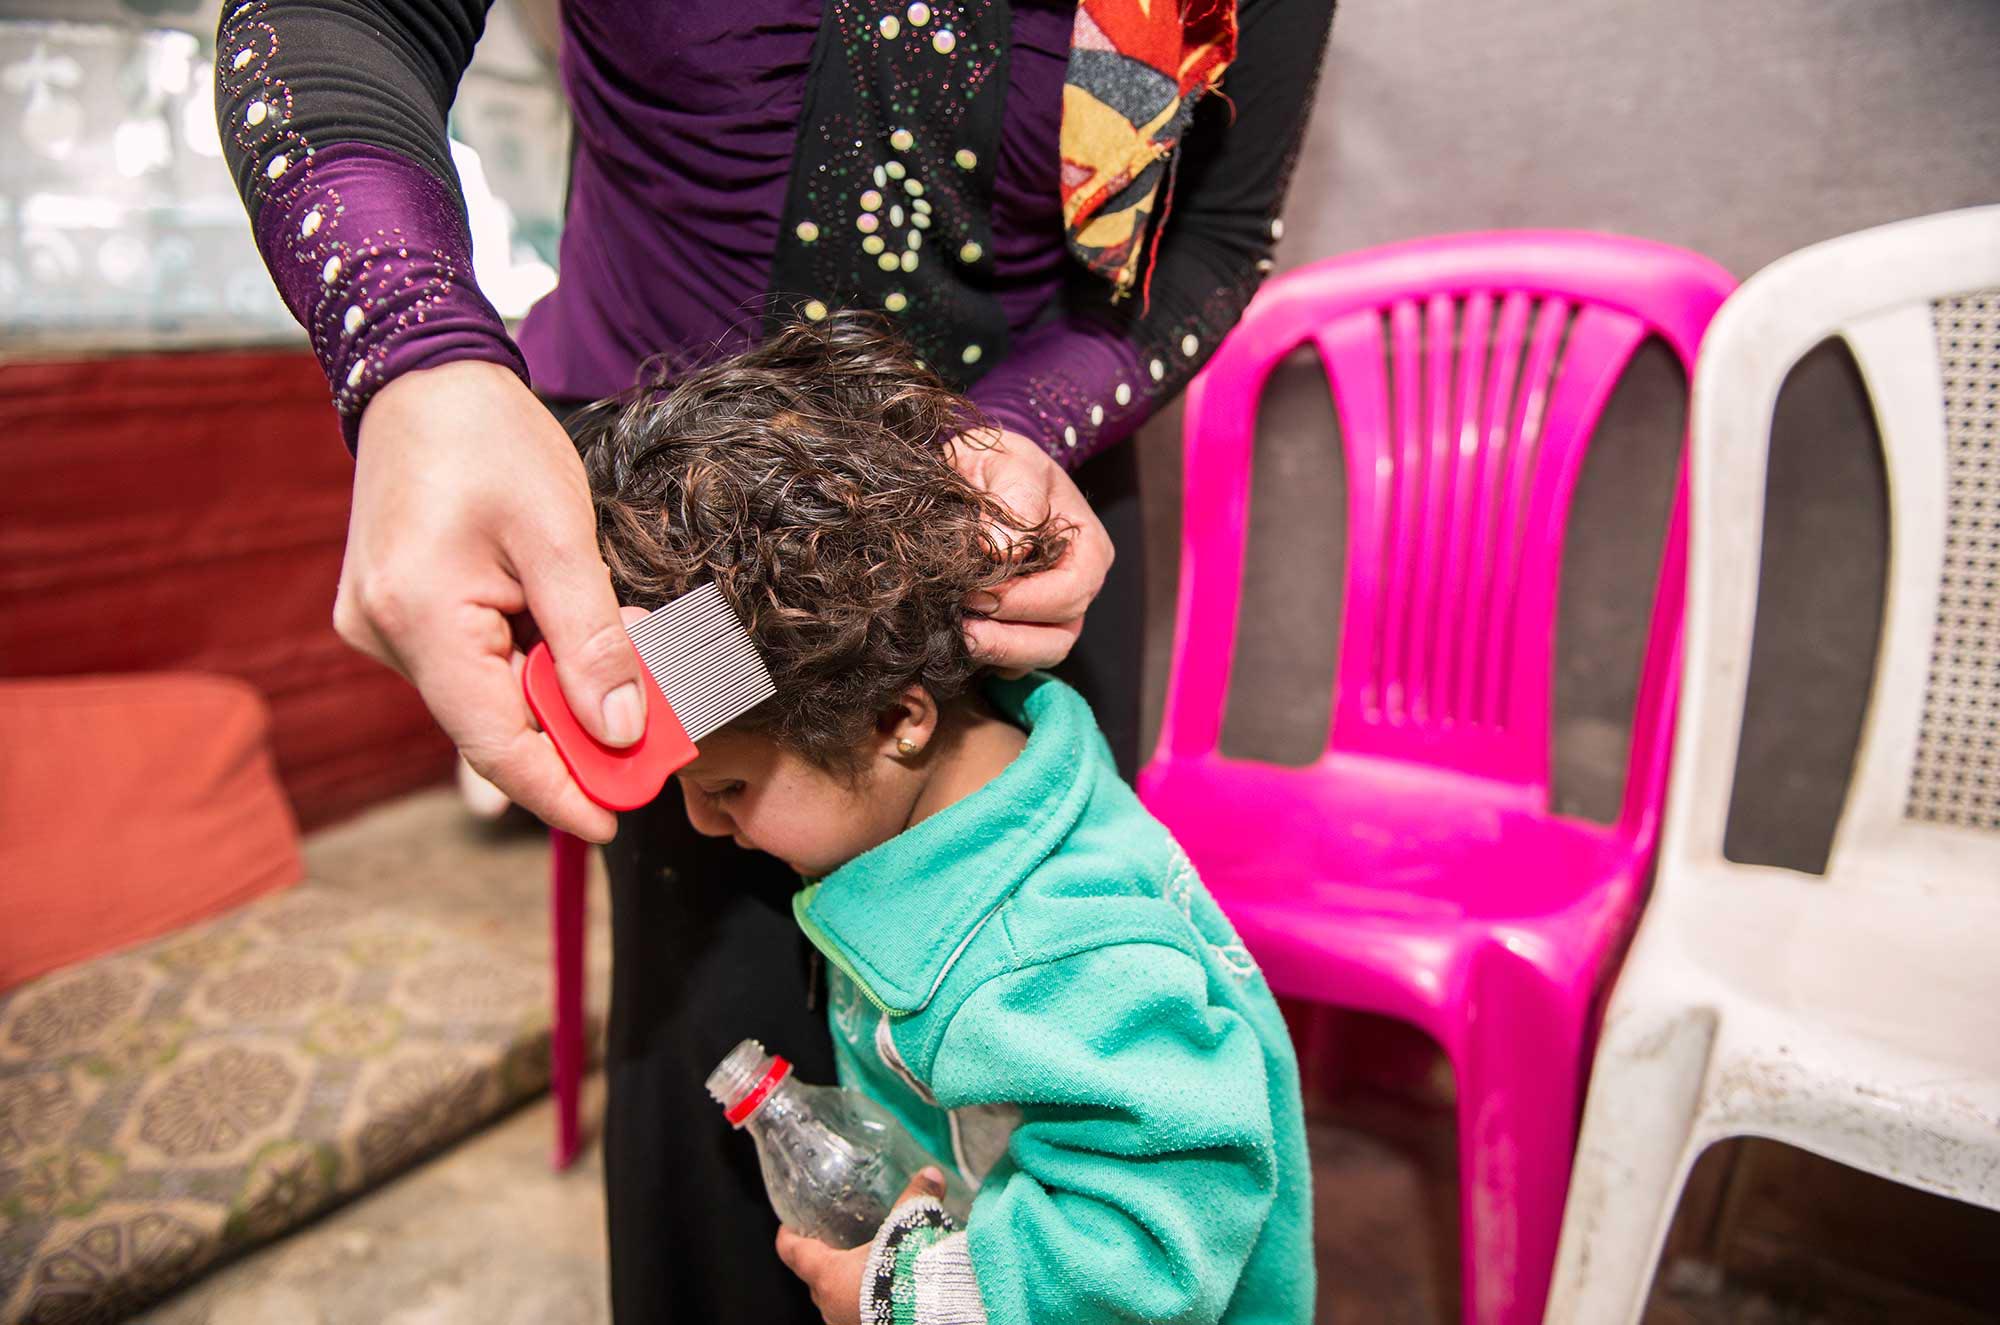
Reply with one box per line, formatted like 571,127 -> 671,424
1667,206 -> 2000,895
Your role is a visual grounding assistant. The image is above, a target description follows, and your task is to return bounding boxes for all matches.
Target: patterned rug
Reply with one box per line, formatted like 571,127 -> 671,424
0,883 -> 558,1324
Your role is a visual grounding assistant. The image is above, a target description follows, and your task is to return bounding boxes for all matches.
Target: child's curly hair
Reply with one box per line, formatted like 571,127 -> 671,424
570,312 -> 1069,769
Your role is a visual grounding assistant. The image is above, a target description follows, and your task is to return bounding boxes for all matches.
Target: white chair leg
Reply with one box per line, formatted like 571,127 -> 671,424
1544,997 -> 1718,1325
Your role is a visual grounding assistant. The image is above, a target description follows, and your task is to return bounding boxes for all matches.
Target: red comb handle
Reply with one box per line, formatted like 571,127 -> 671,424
523,641 -> 697,811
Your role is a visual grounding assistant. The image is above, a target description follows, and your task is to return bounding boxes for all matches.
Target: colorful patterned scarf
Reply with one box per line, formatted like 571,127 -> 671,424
1060,0 -> 1238,296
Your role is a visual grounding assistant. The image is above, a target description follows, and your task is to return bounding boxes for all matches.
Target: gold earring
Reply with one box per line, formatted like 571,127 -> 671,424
896,737 -> 920,757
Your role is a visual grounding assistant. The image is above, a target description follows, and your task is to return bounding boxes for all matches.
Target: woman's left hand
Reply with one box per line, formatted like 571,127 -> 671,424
950,429 -> 1114,674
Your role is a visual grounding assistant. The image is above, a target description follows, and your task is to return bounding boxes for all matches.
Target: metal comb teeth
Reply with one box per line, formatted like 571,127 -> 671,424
626,582 -> 776,741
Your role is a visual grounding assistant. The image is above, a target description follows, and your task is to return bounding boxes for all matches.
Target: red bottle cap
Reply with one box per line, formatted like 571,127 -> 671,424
725,1055 -> 793,1126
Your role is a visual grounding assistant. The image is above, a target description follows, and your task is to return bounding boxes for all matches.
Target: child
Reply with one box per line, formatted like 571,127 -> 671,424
573,314 -> 1313,1325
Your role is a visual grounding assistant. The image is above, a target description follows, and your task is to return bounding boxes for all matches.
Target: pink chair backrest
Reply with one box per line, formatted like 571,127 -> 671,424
1158,232 -> 1734,806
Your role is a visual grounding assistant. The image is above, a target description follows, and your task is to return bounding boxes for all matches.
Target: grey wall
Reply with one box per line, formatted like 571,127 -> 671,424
1137,0 -> 2000,868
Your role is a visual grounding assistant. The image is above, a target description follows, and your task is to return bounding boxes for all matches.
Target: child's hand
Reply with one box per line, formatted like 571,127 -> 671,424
774,1229 -> 868,1325
775,1166 -> 950,1325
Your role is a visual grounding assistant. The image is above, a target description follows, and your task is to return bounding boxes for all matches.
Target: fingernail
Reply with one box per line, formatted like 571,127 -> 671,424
602,682 -> 644,746
919,1166 -> 945,1195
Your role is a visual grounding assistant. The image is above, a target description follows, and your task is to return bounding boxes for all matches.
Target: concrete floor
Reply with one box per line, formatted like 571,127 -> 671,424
142,791 -> 1885,1325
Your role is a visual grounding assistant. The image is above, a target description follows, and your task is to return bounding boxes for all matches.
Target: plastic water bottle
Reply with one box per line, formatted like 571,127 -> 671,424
707,1037 -> 968,1248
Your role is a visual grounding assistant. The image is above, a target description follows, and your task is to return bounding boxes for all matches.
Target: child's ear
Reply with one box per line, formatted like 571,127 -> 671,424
876,684 -> 940,760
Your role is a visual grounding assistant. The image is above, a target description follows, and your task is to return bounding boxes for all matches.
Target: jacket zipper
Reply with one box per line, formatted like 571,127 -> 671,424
792,886 -> 897,1016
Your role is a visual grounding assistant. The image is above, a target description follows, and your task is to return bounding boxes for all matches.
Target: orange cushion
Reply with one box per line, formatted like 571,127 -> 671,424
0,673 -> 303,992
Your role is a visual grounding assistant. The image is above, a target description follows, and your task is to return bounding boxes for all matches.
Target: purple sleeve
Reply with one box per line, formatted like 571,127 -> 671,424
216,1 -> 527,450
967,315 -> 1156,463
968,0 -> 1336,470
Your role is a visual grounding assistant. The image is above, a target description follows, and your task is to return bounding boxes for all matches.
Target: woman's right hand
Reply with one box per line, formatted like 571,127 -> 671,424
338,360 -> 647,843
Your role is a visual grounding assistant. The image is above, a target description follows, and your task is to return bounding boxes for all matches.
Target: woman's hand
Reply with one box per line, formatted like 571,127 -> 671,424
949,429 -> 1114,675
774,1167 -> 950,1325
340,360 -> 647,843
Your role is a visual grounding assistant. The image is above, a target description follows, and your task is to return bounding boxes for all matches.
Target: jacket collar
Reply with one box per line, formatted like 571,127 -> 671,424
795,674 -> 1099,1016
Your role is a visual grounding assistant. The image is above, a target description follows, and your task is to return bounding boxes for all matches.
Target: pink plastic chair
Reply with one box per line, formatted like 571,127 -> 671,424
551,827 -> 588,1169
1137,232 -> 1734,1325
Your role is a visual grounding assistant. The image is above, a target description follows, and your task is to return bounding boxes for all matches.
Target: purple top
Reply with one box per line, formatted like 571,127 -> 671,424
521,0 -> 1073,409
216,0 -> 1331,464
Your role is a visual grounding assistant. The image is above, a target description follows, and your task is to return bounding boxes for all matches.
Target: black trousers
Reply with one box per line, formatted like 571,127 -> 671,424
598,442 -> 1146,1323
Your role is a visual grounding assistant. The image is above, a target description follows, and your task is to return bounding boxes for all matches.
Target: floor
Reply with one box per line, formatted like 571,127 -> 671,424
141,791 -> 1908,1325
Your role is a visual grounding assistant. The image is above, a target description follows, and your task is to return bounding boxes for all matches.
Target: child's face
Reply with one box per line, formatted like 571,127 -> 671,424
675,727 -> 912,879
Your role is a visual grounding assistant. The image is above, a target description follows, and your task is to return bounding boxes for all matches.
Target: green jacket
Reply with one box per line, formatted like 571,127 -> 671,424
794,675 -> 1313,1325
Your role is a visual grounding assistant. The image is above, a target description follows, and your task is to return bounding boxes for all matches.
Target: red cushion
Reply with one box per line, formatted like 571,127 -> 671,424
0,673 -> 303,992
0,353 -> 456,830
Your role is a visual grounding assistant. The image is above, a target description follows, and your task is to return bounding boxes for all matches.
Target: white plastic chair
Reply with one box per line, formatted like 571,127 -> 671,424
1544,206 -> 2000,1325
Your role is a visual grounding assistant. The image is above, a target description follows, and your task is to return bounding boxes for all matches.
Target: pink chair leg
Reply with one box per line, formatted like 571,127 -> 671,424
1450,951 -> 1586,1325
551,827 -> 589,1170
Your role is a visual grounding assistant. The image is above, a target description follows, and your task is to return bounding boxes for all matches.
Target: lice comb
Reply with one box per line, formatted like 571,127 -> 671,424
523,582 -> 776,811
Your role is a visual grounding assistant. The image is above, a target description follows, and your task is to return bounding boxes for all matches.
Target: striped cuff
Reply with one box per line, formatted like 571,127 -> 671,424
912,1231 -> 987,1325
861,1197 -> 985,1325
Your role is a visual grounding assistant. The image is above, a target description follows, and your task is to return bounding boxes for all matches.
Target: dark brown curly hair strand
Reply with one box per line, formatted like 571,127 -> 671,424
571,312 -> 1069,769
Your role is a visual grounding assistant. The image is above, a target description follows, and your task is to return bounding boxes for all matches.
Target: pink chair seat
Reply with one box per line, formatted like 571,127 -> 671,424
1152,756 -> 1643,936
1139,232 -> 1735,1325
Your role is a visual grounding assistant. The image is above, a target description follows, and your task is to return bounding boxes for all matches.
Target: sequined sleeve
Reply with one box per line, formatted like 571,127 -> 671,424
966,0 -> 1336,469
215,0 -> 528,450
